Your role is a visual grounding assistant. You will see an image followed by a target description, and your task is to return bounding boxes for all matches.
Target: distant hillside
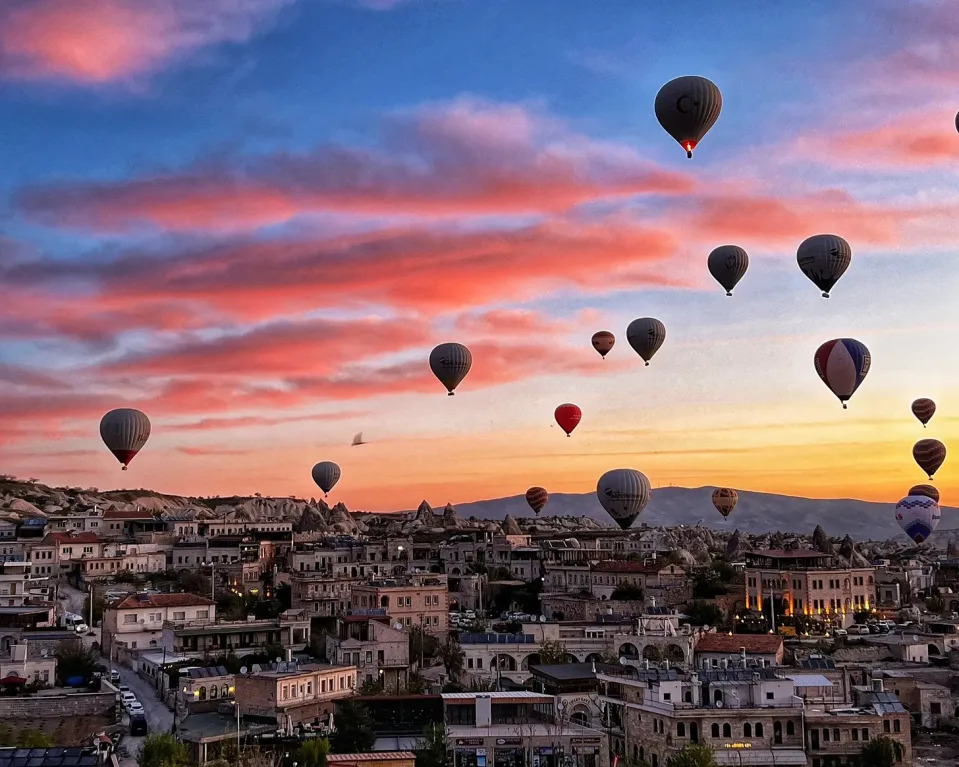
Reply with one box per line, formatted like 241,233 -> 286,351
447,486 -> 959,540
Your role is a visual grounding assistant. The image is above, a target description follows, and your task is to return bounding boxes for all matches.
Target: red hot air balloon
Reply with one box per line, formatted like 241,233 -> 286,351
913,438 -> 947,480
911,398 -> 936,428
525,487 -> 548,515
554,404 -> 582,437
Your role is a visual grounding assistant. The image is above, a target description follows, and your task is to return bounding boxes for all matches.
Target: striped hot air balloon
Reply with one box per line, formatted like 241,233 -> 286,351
911,398 -> 936,428
626,318 -> 666,366
99,409 -> 151,470
913,439 -> 946,480
797,234 -> 851,298
311,461 -> 341,496
814,339 -> 871,409
895,495 -> 941,544
707,245 -> 749,296
429,342 -> 472,395
711,488 -> 739,519
654,76 -> 722,159
597,469 -> 652,530
909,484 -> 940,504
525,487 -> 548,516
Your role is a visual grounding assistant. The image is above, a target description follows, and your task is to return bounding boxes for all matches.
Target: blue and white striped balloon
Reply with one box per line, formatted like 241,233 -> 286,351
895,495 -> 941,544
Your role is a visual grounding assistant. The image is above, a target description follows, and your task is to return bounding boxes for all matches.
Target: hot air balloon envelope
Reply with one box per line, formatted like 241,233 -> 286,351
654,76 -> 722,158
525,487 -> 548,515
707,246 -> 749,296
555,404 -> 582,437
913,439 -> 946,480
311,461 -> 341,496
814,339 -> 871,408
909,484 -> 940,504
100,409 -> 151,470
591,331 -> 615,358
626,318 -> 666,366
797,234 -> 851,297
712,488 -> 739,519
597,469 -> 652,530
895,495 -> 941,544
912,398 -> 936,427
430,342 -> 472,395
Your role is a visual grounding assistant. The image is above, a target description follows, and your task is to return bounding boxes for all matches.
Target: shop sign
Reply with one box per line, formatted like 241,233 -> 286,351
457,739 -> 484,746
496,739 -> 524,746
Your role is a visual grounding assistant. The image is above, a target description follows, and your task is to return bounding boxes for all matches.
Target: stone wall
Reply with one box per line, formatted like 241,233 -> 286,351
0,692 -> 117,745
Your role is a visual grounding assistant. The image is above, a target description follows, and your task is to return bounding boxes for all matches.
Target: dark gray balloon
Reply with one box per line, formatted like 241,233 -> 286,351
797,234 -> 851,298
626,318 -> 666,366
311,461 -> 341,496
655,76 -> 722,158
429,342 -> 472,395
707,245 -> 749,296
100,408 -> 151,470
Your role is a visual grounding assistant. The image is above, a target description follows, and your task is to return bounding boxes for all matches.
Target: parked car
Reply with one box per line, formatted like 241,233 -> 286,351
109,670 -> 121,684
833,628 -> 848,637
129,714 -> 147,736
848,624 -> 870,635
74,623 -> 89,634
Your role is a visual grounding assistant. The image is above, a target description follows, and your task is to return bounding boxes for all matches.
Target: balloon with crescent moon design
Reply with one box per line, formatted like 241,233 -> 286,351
591,331 -> 615,359
707,245 -> 749,296
911,398 -> 936,428
895,495 -> 941,544
626,318 -> 666,366
100,408 -> 151,470
813,338 -> 871,409
654,76 -> 722,158
797,234 -> 851,298
597,469 -> 652,530
913,439 -> 946,480
429,342 -> 472,395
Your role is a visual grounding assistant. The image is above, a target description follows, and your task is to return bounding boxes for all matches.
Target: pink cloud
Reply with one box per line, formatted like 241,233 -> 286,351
454,309 -> 566,337
0,0 -> 292,84
17,98 -> 695,232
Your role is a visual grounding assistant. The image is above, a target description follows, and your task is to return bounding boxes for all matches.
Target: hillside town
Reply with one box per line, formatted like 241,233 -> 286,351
0,479 -> 956,766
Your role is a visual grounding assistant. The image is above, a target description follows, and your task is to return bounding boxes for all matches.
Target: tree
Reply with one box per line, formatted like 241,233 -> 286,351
82,595 -> 106,624
860,736 -> 903,767
925,594 -> 945,614
359,675 -> 385,695
538,639 -> 571,665
409,627 -> 440,667
138,733 -> 191,767
405,671 -> 428,694
295,738 -> 331,767
55,638 -> 98,684
666,744 -> 718,767
414,724 -> 448,767
852,610 -> 872,623
439,637 -> 465,679
329,701 -> 375,753
683,601 -> 723,628
611,584 -> 644,601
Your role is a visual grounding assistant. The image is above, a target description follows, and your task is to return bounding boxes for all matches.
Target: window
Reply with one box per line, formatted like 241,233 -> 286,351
711,724 -> 720,738
832,729 -> 839,742
196,610 -> 209,619
468,658 -> 474,669
210,685 -> 218,699
852,729 -> 859,742
366,651 -> 373,664
894,720 -> 901,732
744,724 -> 752,737
282,685 -> 289,700
123,614 -> 137,624
861,728 -> 868,741
766,692 -> 774,700
883,720 -> 890,733
755,723 -> 764,737
307,682 -> 312,695
723,724 -> 731,738
173,612 -> 185,620
786,721 -> 795,736
823,729 -> 830,743
321,679 -> 326,692
663,693 -> 671,701
676,723 -> 685,737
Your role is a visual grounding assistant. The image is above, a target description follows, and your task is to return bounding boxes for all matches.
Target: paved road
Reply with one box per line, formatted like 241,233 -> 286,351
106,663 -> 175,766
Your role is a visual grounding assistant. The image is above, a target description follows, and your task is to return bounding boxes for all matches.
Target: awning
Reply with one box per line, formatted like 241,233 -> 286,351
373,737 -> 422,752
0,675 -> 27,685
713,749 -> 807,766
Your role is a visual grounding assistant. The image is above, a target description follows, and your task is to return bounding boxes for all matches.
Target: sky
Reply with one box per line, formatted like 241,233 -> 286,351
1,0 -> 958,512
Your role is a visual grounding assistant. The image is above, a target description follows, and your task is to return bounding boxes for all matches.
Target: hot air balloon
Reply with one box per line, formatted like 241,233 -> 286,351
814,338 -> 871,409
654,76 -> 722,159
429,342 -> 472,395
591,331 -> 615,359
909,484 -> 940,504
913,439 -> 946,480
311,461 -> 341,496
797,234 -> 851,298
711,488 -> 739,519
555,404 -> 582,437
597,469 -> 652,530
99,409 -> 151,470
955,110 -> 958,134
626,318 -> 666,366
525,486 -> 548,516
895,495 -> 941,544
912,398 -> 936,428
707,245 -> 749,296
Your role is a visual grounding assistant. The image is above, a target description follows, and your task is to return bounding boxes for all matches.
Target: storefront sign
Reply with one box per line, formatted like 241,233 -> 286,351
496,739 -> 524,746
723,743 -> 753,749
570,738 -> 601,745
457,739 -> 485,746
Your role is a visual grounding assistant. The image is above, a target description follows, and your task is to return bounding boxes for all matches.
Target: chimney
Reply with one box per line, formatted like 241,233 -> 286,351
644,659 -> 649,671
760,659 -> 765,668
286,648 -> 293,664
740,647 -> 746,665
872,679 -> 884,693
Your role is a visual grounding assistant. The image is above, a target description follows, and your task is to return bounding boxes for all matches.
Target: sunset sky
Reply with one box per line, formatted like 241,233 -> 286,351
1,0 -> 958,511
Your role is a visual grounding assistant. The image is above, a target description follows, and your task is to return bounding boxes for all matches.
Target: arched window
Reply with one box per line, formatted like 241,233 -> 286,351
786,721 -> 795,735
684,690 -> 692,703
198,686 -> 207,701
210,685 -> 218,699
723,724 -> 731,738
711,724 -> 720,737
714,689 -> 723,703
744,723 -> 752,737
677,723 -> 686,737
755,723 -> 764,737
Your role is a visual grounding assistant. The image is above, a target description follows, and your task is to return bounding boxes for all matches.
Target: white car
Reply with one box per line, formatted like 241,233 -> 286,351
74,623 -> 89,634
127,703 -> 144,716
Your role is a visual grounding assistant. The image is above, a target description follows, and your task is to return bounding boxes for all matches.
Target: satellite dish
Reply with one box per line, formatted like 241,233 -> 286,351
619,657 -> 628,666
393,622 -> 403,631
539,616 -> 546,623
240,666 -> 248,675
275,657 -> 283,664
715,700 -> 724,708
